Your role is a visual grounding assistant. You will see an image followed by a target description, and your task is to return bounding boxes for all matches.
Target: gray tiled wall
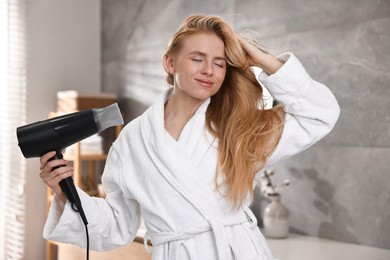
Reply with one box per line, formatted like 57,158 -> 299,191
101,0 -> 390,249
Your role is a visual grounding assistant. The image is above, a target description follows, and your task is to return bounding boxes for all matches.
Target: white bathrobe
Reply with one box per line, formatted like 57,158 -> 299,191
44,53 -> 340,260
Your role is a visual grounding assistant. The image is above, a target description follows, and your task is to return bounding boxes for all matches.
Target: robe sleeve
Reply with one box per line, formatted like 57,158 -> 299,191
43,145 -> 141,251
256,52 -> 340,168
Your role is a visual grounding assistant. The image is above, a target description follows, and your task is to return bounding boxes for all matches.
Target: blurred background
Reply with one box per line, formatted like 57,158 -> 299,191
1,0 -> 389,259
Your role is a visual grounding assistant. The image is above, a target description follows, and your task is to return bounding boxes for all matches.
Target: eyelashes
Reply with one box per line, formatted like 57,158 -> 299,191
191,58 -> 225,68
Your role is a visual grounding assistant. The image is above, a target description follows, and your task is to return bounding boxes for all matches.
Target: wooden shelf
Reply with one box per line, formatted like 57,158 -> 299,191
64,153 -> 108,161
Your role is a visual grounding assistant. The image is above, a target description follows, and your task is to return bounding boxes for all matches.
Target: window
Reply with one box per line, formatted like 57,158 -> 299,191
0,0 -> 27,258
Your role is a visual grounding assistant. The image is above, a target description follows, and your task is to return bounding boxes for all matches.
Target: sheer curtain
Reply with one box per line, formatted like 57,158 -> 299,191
0,0 -> 27,259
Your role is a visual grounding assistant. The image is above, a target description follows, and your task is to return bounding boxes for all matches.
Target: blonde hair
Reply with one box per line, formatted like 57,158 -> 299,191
164,15 -> 285,207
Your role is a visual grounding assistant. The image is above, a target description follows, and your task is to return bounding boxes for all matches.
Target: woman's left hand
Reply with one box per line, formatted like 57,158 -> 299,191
237,35 -> 283,75
237,35 -> 265,67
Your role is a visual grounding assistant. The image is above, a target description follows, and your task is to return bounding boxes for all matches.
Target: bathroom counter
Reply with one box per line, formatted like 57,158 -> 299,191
137,225 -> 390,259
267,233 -> 390,260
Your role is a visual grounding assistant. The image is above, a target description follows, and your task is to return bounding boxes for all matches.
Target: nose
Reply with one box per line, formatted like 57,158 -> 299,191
202,61 -> 213,76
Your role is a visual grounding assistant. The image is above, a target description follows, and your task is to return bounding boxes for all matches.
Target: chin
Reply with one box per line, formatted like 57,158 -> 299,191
193,92 -> 213,101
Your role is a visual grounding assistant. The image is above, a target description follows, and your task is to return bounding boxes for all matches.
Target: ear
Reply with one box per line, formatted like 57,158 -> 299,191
163,54 -> 175,74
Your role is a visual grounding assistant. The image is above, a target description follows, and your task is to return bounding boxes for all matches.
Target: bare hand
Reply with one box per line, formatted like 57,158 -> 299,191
39,151 -> 73,203
237,34 -> 283,74
237,34 -> 266,67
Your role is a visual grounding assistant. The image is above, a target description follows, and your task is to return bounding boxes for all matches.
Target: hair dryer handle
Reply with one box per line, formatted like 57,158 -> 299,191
50,152 -> 88,225
59,177 -> 88,225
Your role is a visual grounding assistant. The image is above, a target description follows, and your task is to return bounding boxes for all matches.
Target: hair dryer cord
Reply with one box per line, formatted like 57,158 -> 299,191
71,199 -> 90,260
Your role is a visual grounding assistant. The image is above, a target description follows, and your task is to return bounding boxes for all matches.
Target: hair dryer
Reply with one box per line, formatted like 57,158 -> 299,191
16,103 -> 124,225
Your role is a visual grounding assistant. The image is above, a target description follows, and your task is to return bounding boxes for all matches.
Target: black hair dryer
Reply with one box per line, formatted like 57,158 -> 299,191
16,103 -> 124,225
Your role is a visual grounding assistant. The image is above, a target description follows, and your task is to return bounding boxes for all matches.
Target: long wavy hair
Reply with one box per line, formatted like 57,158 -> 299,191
164,15 -> 285,207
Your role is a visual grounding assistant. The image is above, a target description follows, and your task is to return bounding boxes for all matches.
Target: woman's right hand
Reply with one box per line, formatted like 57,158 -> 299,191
39,151 -> 74,203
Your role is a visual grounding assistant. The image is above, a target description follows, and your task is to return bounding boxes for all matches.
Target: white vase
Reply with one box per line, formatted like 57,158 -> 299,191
263,193 -> 289,238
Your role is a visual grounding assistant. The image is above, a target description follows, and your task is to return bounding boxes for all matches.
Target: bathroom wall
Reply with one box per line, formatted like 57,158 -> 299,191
26,0 -> 101,258
101,0 -> 390,249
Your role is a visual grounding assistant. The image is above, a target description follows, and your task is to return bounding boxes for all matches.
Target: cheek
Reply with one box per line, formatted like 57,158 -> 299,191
214,72 -> 226,90
176,62 -> 198,78
216,69 -> 227,83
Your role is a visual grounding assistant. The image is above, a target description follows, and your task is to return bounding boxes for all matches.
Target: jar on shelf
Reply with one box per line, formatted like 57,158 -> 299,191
263,193 -> 289,238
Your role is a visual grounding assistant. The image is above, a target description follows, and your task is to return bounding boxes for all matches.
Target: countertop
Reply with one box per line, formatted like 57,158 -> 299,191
267,233 -> 390,260
137,223 -> 390,259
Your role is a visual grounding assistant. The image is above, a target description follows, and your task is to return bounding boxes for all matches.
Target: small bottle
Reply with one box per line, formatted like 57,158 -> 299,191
263,193 -> 289,238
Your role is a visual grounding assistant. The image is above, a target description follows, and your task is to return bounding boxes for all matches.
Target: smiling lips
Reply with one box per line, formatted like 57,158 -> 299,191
195,78 -> 214,87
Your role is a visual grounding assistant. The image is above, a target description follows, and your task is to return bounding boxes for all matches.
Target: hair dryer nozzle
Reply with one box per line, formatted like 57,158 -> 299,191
93,103 -> 124,132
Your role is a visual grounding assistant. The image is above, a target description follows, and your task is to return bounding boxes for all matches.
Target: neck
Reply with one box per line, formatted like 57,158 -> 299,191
164,88 -> 206,140
164,88 -> 204,121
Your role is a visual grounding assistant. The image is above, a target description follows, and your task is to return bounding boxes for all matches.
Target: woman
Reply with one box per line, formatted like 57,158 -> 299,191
40,15 -> 340,260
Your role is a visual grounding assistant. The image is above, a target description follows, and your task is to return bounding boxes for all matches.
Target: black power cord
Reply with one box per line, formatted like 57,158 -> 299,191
71,202 -> 90,260
85,223 -> 90,260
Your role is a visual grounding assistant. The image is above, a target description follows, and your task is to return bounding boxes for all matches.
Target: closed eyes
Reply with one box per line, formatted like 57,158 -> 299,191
191,58 -> 225,68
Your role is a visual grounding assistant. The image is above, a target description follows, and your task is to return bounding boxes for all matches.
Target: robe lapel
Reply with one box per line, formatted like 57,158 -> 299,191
140,89 -> 223,219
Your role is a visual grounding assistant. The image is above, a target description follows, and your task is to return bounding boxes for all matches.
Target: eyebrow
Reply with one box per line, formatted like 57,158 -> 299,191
189,51 -> 226,61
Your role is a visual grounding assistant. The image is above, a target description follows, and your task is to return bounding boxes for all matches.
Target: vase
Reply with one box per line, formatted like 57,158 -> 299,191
263,193 -> 289,238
